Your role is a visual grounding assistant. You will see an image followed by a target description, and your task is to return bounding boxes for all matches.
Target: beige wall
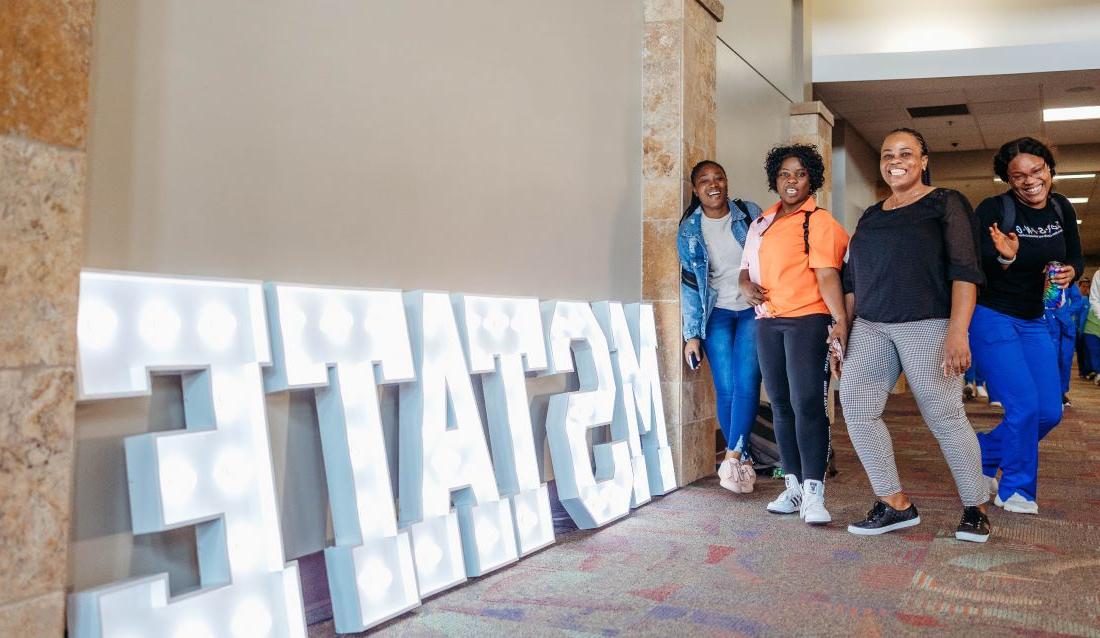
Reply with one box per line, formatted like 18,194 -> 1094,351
813,0 -> 1100,57
717,1 -> 802,104
73,1 -> 642,593
85,0 -> 642,301
715,2 -> 809,208
831,121 -> 882,231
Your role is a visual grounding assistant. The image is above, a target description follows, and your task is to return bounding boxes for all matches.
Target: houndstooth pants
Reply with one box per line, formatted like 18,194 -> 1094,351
839,318 -> 988,507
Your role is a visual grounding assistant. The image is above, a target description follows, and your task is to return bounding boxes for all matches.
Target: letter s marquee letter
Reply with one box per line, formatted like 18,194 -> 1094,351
540,300 -> 633,529
68,271 -> 306,638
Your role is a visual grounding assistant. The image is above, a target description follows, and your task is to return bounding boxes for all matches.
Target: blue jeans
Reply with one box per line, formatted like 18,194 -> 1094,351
702,307 -> 761,455
1044,309 -> 1075,395
969,305 -> 1062,502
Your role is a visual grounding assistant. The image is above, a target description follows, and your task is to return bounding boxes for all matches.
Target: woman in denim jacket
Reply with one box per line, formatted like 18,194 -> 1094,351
678,160 -> 763,493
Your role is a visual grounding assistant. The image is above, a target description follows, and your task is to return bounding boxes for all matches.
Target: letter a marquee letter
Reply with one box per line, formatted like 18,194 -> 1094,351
399,291 -> 519,595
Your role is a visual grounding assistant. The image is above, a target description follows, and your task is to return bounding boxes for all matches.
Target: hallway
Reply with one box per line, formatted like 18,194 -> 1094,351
313,378 -> 1100,636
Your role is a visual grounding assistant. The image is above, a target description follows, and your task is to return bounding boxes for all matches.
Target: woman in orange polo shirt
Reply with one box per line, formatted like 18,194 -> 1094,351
739,143 -> 849,526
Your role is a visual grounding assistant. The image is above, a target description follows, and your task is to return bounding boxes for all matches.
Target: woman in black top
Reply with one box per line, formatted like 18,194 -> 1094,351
968,137 -> 1082,515
837,128 -> 990,543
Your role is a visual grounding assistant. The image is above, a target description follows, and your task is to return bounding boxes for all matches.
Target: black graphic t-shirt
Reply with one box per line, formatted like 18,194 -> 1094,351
975,191 -> 1083,319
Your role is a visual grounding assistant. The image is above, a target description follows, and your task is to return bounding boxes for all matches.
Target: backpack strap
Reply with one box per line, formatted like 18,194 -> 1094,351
1050,195 -> 1065,225
802,207 -> 821,255
732,198 -> 753,220
999,192 -> 1017,235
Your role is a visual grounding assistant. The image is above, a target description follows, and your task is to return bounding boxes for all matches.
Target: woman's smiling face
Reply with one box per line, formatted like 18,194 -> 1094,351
880,131 -> 927,191
1006,152 -> 1053,208
693,163 -> 728,210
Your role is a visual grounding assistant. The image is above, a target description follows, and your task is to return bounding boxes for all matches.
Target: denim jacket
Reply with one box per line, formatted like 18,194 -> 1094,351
678,198 -> 762,341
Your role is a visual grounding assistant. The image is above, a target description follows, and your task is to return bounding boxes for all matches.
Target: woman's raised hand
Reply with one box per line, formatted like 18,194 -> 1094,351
989,222 -> 1019,261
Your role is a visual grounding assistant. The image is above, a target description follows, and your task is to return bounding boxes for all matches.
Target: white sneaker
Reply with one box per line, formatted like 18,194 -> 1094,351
736,460 -> 756,493
767,474 -> 802,514
985,474 -> 999,497
717,458 -> 741,493
976,385 -> 989,399
994,492 -> 1038,515
801,480 -> 831,525
990,400 -> 1003,408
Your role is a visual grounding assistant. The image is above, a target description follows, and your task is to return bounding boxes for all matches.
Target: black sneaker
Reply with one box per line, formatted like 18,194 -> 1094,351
847,501 -> 921,536
955,506 -> 990,543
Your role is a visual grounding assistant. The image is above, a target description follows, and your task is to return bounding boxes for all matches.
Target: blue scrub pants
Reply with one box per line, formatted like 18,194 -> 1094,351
1085,334 -> 1100,374
1044,309 -> 1075,395
969,304 -> 1062,502
702,307 -> 761,456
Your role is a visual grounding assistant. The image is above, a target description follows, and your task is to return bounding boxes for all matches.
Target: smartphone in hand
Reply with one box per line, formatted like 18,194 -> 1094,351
830,338 -> 844,360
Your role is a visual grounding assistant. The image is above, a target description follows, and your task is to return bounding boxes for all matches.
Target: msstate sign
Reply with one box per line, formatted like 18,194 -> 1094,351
69,270 -> 677,637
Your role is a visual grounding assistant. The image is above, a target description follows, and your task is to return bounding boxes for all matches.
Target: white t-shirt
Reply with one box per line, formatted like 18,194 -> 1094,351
700,213 -> 750,311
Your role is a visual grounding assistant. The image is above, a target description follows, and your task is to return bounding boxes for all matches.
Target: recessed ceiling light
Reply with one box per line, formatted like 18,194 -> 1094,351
1068,197 -> 1089,204
1044,106 -> 1100,122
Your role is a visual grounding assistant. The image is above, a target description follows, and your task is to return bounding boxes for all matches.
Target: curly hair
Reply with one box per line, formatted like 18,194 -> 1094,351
764,143 -> 826,194
993,137 -> 1056,182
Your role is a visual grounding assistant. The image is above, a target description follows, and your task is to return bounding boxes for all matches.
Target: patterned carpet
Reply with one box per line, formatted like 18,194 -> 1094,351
310,376 -> 1100,637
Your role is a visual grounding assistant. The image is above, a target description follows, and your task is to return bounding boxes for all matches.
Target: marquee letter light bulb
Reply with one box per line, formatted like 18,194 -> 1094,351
592,301 -> 652,508
399,291 -> 519,590
262,284 -> 421,633
624,303 -> 678,495
452,294 -> 555,556
69,271 -> 306,638
539,300 -> 633,529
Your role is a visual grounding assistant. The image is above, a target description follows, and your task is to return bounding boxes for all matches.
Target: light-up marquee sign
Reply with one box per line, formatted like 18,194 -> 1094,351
70,271 -> 677,636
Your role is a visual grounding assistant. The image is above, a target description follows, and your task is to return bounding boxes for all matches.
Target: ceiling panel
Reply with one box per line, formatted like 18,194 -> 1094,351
1047,121 -> 1100,145
976,111 -> 1042,129
964,83 -> 1042,102
968,99 -> 1042,116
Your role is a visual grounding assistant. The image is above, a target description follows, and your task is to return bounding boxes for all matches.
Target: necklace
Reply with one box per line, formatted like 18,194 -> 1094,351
885,186 -> 931,210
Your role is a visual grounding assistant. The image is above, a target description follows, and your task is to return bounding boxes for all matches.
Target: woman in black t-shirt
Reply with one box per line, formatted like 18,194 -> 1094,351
837,128 -> 990,543
969,137 -> 1082,516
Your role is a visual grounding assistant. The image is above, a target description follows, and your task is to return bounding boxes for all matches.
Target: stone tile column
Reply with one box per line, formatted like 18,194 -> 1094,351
790,101 -> 836,210
643,0 -> 723,485
0,2 -> 95,635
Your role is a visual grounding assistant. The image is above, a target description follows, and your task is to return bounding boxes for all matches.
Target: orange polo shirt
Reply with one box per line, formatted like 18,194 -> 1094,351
750,197 -> 849,318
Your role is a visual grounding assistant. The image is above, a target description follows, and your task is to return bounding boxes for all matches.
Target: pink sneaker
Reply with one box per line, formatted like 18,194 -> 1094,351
718,458 -> 742,493
737,461 -> 756,493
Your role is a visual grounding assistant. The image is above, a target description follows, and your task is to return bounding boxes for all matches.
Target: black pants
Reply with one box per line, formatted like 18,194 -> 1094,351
756,314 -> 831,482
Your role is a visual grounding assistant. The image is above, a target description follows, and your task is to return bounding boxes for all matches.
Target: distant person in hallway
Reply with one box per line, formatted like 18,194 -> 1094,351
738,143 -> 848,526
1071,278 -> 1092,380
969,137 -> 1081,515
1084,273 -> 1100,384
836,128 -> 991,542
679,160 -> 763,494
